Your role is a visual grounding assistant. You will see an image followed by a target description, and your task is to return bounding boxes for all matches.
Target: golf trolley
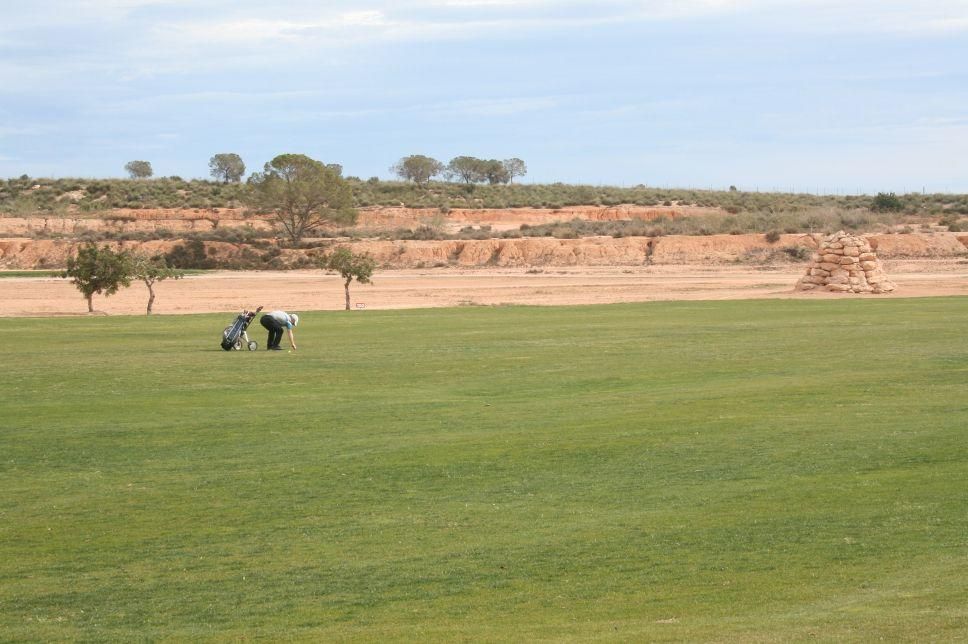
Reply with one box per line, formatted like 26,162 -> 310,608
221,306 -> 263,351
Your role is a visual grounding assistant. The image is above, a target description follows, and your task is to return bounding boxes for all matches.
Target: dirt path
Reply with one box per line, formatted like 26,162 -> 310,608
2,261 -> 966,317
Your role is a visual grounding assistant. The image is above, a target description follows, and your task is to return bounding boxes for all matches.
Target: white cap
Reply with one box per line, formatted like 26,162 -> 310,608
290,313 -> 299,327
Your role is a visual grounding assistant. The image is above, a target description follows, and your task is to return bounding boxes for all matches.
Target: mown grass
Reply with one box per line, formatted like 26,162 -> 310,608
1,299 -> 966,641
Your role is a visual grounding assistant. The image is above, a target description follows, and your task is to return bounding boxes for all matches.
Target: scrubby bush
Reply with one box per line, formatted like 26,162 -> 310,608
871,192 -> 904,212
940,214 -> 966,232
782,246 -> 812,261
164,240 -> 217,269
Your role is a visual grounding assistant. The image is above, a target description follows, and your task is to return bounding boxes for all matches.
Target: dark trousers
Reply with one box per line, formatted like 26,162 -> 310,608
260,314 -> 284,348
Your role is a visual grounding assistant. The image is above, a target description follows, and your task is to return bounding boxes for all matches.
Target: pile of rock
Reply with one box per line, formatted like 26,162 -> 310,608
796,231 -> 896,294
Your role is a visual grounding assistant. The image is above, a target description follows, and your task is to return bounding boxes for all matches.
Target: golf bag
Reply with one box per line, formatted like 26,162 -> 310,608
221,306 -> 263,351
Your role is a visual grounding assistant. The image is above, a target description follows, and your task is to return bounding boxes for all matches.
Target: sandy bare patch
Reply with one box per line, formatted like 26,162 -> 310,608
1,261 -> 966,317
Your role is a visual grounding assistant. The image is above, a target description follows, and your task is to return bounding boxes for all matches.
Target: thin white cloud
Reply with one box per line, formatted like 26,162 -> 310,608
0,125 -> 46,138
75,0 -> 197,7
196,1 -> 968,49
432,96 -> 559,116
94,90 -> 330,114
765,0 -> 968,35
6,1 -> 968,51
780,114 -> 968,148
83,85 -> 560,121
141,8 -> 627,60
868,13 -> 968,35
1,0 -> 205,30
261,95 -> 561,121
157,10 -> 389,45
161,18 -> 314,45
913,116 -> 968,128
428,0 -> 555,6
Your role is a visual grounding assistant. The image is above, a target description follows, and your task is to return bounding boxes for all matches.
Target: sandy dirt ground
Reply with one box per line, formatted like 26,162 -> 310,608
1,260 -> 966,317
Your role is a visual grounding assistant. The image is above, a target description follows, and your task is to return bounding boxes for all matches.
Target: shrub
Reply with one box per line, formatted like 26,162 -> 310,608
839,212 -> 868,229
871,192 -> 904,212
164,240 -> 217,269
411,225 -> 444,240
940,214 -> 966,232
782,246 -> 811,261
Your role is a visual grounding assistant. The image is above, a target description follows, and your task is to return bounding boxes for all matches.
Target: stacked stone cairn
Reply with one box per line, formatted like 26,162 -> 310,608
796,231 -> 896,294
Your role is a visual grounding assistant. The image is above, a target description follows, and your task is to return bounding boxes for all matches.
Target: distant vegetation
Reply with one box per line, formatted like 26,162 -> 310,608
3,175 -> 968,218
0,176 -> 250,213
3,176 -> 968,256
390,155 -> 446,187
346,208 -> 932,242
247,154 -> 356,244
21,207 -> 957,254
208,153 -> 246,184
123,160 -> 153,179
392,156 -> 527,186
871,191 -> 905,212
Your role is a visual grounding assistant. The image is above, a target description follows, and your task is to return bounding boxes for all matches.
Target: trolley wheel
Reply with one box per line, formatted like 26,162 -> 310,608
232,340 -> 243,350
247,340 -> 258,351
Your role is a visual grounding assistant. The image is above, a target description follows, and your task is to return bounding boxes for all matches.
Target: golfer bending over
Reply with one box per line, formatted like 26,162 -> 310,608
260,310 -> 298,351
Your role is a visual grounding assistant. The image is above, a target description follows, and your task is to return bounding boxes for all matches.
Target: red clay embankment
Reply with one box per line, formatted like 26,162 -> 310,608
1,233 -> 966,270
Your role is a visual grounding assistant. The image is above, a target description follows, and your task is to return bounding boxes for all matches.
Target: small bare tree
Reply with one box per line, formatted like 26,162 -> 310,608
502,158 -> 527,184
130,253 -> 184,315
319,247 -> 375,310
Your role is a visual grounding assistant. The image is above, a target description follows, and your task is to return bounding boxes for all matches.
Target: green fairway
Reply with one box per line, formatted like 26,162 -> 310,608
1,299 -> 966,641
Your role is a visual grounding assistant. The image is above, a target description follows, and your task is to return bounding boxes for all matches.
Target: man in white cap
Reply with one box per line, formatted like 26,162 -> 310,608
259,310 -> 298,351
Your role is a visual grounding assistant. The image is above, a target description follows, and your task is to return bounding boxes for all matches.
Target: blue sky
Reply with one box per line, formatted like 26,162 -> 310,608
2,0 -> 966,193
